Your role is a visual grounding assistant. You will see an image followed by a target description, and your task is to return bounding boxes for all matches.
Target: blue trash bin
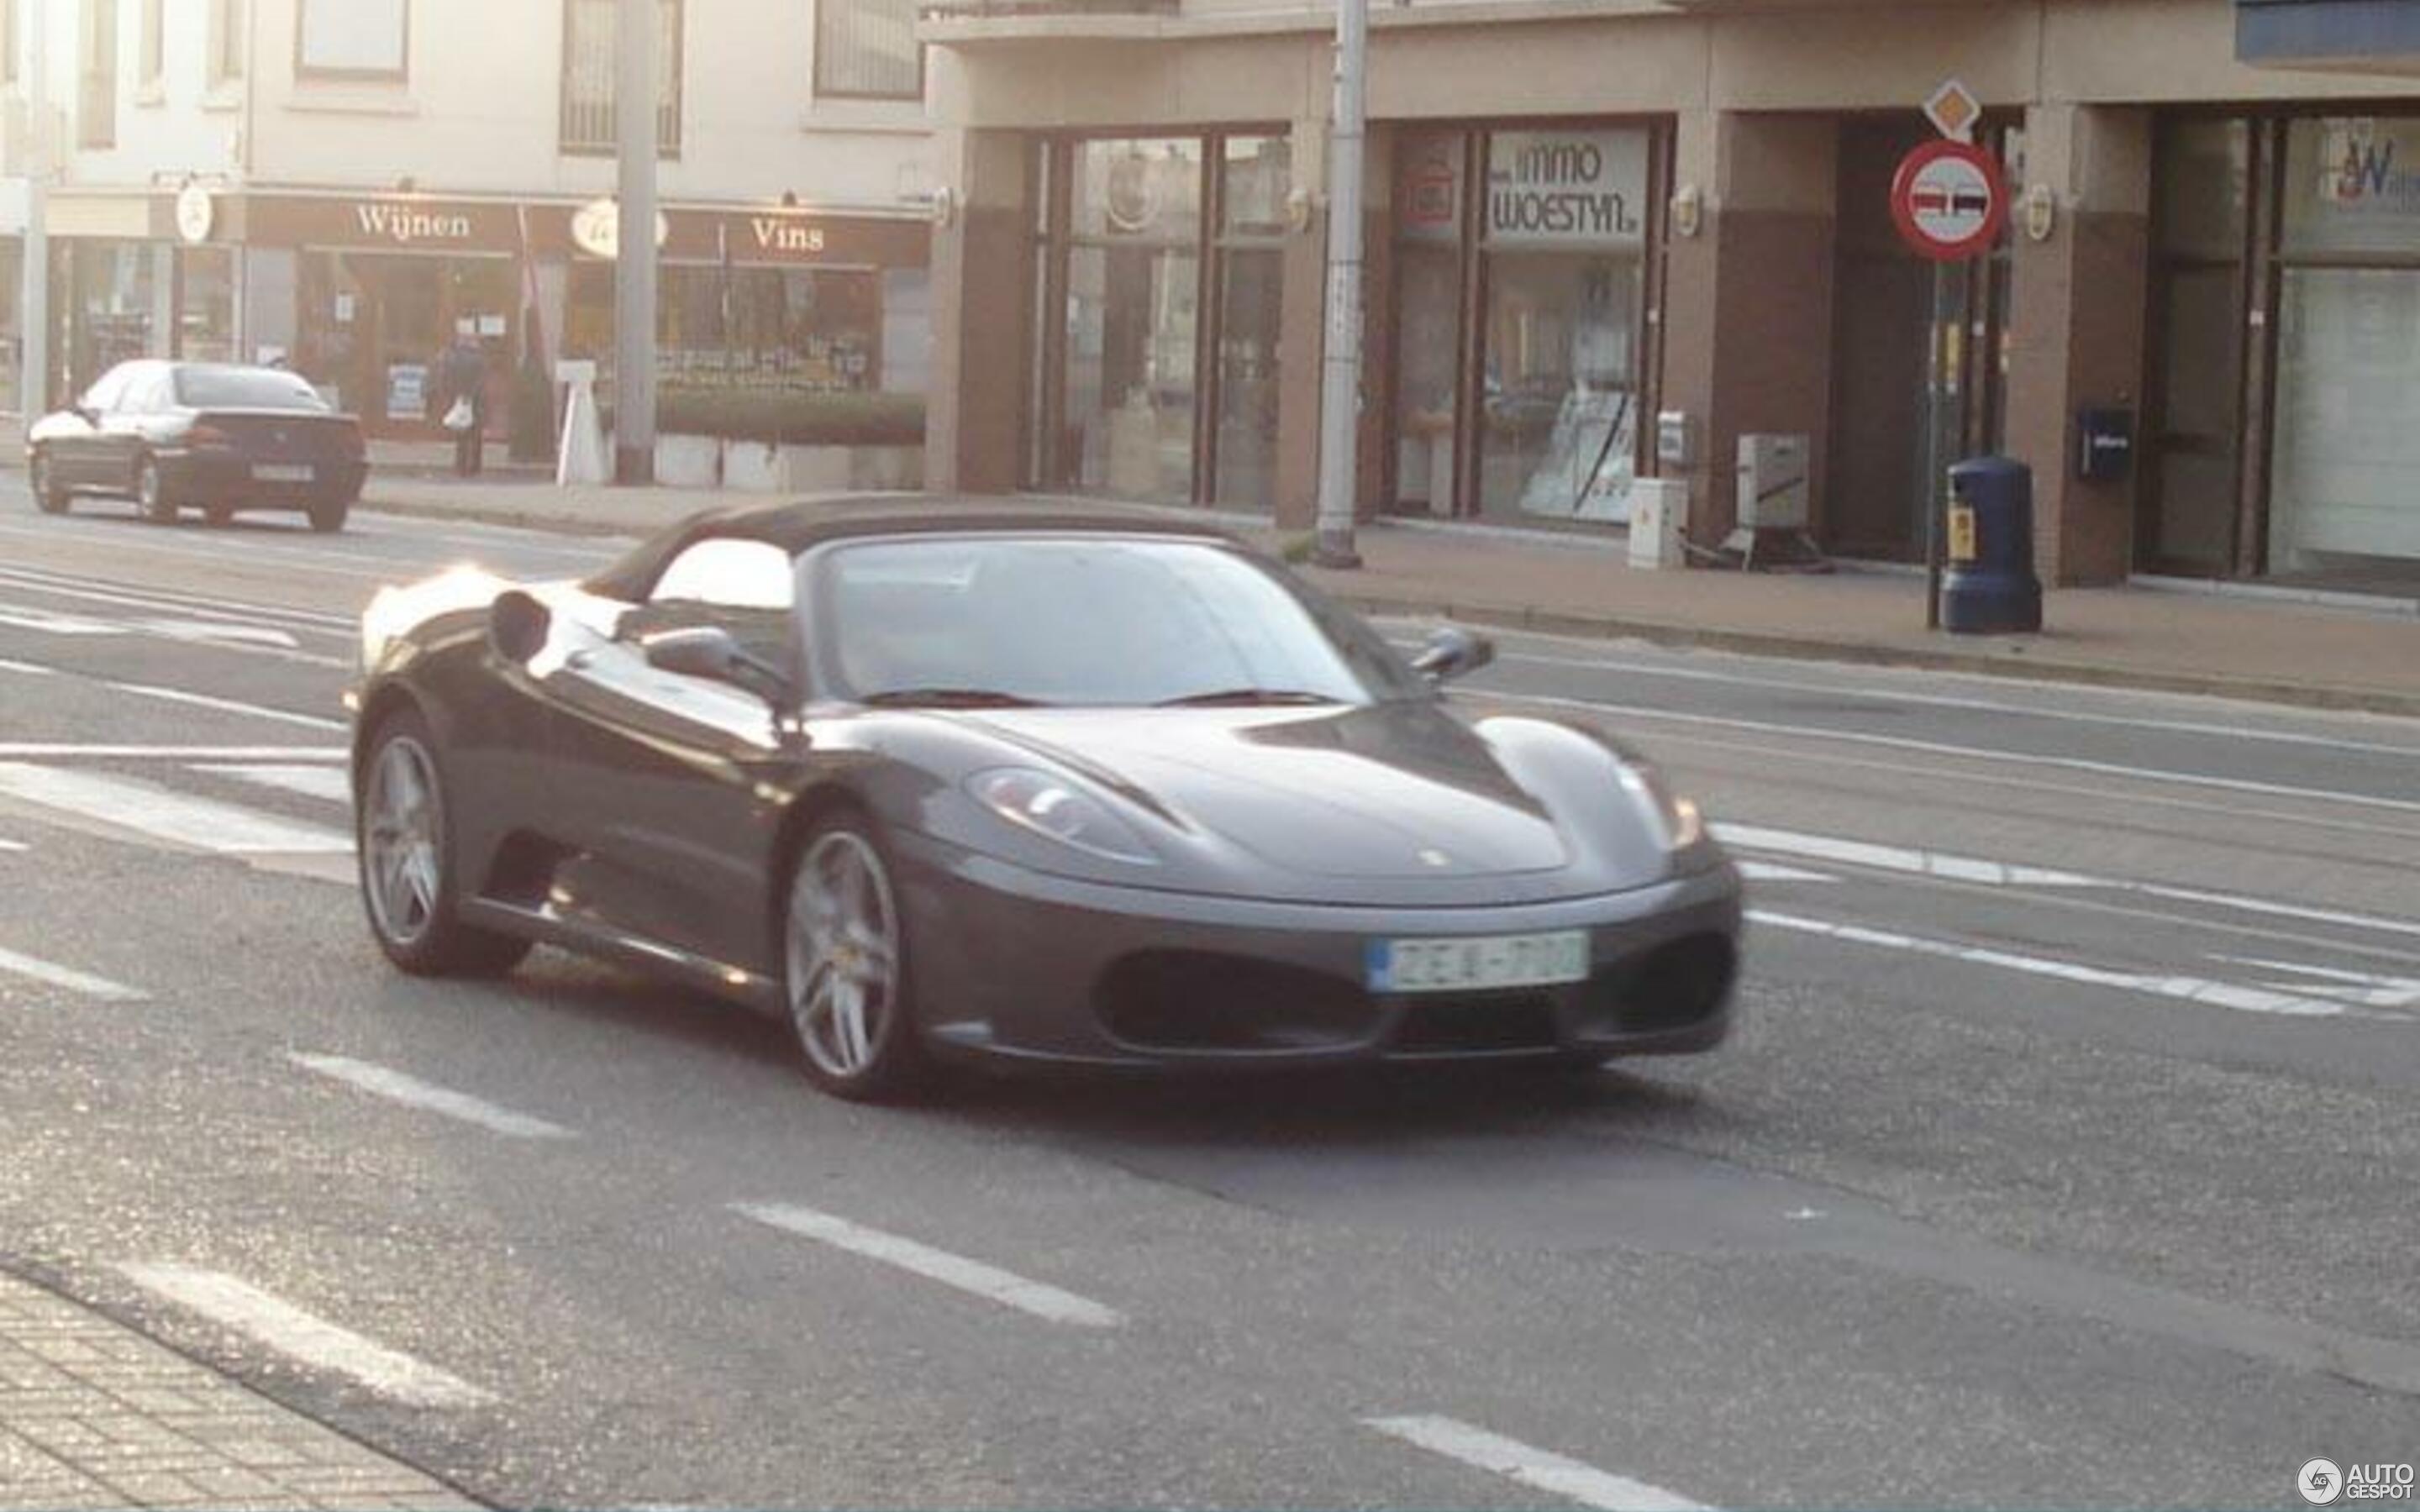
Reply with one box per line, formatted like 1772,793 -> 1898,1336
1942,457 -> 2044,635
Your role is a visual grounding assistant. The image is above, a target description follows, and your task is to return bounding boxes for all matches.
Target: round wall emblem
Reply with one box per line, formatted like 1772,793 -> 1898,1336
175,183 -> 216,244
1104,154 -> 1162,234
570,197 -> 669,260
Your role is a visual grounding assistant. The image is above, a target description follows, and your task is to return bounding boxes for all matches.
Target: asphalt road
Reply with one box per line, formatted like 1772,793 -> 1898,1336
2,488 -> 2416,1510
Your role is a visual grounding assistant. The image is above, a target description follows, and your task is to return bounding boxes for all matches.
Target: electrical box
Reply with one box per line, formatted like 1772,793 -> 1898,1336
1655,411 -> 1696,470
1735,434 -> 1810,532
2075,407 -> 2134,483
1628,480 -> 1690,570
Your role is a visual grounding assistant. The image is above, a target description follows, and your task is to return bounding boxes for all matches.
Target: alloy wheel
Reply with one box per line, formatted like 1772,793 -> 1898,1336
786,830 -> 902,1082
363,735 -> 444,948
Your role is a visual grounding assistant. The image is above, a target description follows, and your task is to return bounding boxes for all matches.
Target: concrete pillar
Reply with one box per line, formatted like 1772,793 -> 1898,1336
926,128 -> 1031,496
150,244 -> 176,359
2003,104 -> 2151,585
1656,111 -> 1839,546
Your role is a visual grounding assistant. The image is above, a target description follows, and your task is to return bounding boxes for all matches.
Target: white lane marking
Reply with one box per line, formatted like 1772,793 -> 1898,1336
0,943 -> 148,1001
1362,1415 -> 1707,1512
133,618 -> 302,649
1736,860 -> 1835,884
1718,823 -> 2092,888
1485,643 -> 2420,760
0,603 -> 125,635
1718,822 -> 2420,942
104,681 -> 349,732
192,763 -> 354,805
1748,908 -> 2405,1022
1497,690 -> 2420,817
0,520 -> 403,584
0,763 -> 351,854
731,1201 -> 1126,1329
0,839 -> 23,852
114,1264 -> 496,1409
0,743 -> 346,760
0,565 -> 358,631
288,1053 -> 576,1139
2216,957 -> 2420,1010
0,657 -> 59,675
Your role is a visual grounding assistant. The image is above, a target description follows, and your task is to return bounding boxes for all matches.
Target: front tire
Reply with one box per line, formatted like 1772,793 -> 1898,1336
781,815 -> 927,1101
136,456 -> 177,524
29,449 -> 68,515
357,708 -> 531,978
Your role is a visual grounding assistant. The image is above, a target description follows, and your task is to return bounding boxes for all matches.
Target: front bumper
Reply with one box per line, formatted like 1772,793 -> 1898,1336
158,454 -> 368,506
892,832 -> 1743,1070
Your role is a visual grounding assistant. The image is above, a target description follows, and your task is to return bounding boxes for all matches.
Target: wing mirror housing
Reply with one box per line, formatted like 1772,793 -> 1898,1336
488,589 -> 553,666
1412,626 -> 1497,685
642,625 -> 792,706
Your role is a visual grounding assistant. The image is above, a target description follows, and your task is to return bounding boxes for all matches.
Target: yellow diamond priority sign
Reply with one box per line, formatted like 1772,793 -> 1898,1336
1924,79 -> 1981,144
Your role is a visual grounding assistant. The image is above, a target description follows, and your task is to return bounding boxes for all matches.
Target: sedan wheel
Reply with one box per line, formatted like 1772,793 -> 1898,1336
136,457 -> 177,524
29,450 -> 67,515
357,710 -> 530,978
784,819 -> 925,1100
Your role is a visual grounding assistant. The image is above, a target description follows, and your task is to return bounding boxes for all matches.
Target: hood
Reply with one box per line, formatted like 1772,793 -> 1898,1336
965,701 -> 1571,883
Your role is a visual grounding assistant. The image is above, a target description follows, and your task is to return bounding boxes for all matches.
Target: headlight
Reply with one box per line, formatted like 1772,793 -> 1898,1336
968,768 -> 1158,865
1618,760 -> 1704,852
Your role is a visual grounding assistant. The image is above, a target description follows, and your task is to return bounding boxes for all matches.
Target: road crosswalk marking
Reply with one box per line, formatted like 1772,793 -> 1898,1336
193,763 -> 355,805
0,762 -> 350,855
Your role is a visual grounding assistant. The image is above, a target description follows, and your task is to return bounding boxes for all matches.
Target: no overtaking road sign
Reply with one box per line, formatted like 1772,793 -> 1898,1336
1890,139 -> 2008,263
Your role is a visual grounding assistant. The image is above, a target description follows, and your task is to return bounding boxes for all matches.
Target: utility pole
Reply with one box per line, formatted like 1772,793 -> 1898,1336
21,0 -> 50,418
612,0 -> 657,485
1311,0 -> 1366,569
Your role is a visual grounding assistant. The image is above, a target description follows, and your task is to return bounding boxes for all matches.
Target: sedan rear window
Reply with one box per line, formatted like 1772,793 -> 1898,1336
174,367 -> 331,412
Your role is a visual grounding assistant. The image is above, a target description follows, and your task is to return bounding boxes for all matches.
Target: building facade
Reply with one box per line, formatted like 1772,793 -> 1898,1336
921,0 -> 2420,588
3,0 -> 935,446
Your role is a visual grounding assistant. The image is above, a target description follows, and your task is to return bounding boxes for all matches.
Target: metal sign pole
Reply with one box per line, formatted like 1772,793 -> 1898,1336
613,0 -> 660,485
1924,260 -> 1949,631
1311,0 -> 1367,569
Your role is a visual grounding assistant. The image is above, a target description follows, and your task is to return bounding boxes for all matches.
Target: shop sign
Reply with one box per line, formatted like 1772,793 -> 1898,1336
174,184 -> 216,245
1398,136 -> 1461,241
386,364 -> 428,423
570,197 -> 672,260
238,194 -> 520,252
1484,131 -> 1649,248
2322,119 -> 2420,211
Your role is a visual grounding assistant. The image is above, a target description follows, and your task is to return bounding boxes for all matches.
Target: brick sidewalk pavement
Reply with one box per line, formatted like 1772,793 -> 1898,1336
0,1272 -> 478,1511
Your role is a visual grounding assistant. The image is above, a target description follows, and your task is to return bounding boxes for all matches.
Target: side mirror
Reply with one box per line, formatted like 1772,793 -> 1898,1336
1412,626 -> 1496,685
643,625 -> 791,706
489,590 -> 552,666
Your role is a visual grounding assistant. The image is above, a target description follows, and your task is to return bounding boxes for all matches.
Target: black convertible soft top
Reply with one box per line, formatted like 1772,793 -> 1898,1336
581,496 -> 1244,602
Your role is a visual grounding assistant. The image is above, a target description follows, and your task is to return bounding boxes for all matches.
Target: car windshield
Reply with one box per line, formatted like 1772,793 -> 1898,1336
815,537 -> 1427,708
174,366 -> 330,412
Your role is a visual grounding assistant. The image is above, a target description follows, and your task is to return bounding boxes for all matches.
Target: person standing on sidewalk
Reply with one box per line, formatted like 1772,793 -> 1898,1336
434,333 -> 489,477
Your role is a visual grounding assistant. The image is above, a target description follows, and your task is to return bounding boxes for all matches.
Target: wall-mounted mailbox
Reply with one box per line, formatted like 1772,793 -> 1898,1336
2076,407 -> 2134,483
1656,411 -> 1696,470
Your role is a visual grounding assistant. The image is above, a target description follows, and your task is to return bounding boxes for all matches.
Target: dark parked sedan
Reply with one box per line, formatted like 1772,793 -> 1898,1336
28,360 -> 369,532
350,500 -> 1741,1100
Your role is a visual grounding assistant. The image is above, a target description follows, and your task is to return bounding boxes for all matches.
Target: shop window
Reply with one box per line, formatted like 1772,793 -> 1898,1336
560,0 -> 682,156
2268,118 -> 2420,577
1212,137 -> 1287,509
296,0 -> 406,81
176,248 -> 237,364
1391,131 -> 1466,517
208,0 -> 244,87
816,0 -> 921,102
77,0 -> 116,149
1475,129 -> 1650,526
1059,139 -> 1203,504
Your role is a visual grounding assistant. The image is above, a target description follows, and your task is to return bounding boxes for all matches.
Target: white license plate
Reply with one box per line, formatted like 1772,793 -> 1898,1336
1366,930 -> 1590,995
253,464 -> 313,481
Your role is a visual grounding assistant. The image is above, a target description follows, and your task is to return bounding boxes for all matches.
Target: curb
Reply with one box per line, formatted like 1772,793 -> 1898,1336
356,498 -> 2420,722
1319,590 -> 2420,721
